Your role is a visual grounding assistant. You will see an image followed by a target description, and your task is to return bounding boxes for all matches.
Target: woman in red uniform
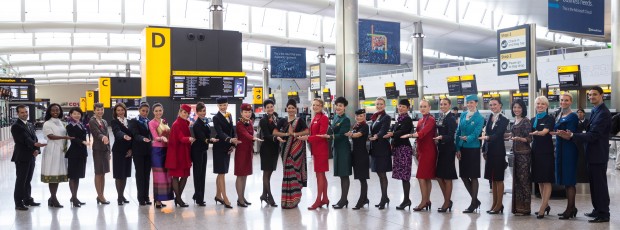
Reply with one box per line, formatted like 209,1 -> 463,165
165,104 -> 195,207
298,98 -> 330,210
403,100 -> 437,211
235,103 -> 261,207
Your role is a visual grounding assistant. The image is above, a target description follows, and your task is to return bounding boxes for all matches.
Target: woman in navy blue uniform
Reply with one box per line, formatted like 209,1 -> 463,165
258,99 -> 279,207
212,97 -> 240,208
481,99 -> 509,214
368,97 -> 392,209
191,102 -> 218,206
346,109 -> 370,210
110,103 -> 133,205
65,107 -> 88,208
433,98 -> 458,212
530,96 -> 555,219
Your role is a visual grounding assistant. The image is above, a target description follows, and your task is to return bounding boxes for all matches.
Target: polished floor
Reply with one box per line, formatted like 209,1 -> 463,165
0,131 -> 617,230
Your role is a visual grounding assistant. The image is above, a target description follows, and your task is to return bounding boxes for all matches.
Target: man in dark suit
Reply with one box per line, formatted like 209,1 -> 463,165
11,105 -> 46,210
129,103 -> 152,205
558,86 -> 611,223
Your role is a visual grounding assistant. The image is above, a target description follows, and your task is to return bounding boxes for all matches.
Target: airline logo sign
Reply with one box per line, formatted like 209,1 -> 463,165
497,24 -> 531,76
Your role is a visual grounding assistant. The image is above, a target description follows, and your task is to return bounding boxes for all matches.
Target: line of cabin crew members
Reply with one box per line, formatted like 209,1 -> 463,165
11,87 -> 610,223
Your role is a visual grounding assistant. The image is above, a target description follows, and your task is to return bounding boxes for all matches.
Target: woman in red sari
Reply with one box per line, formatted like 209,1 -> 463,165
165,104 -> 195,207
298,98 -> 330,210
235,103 -> 262,207
403,100 -> 437,211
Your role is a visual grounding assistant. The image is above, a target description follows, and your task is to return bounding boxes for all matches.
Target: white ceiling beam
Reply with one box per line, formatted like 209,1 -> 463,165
9,60 -> 140,67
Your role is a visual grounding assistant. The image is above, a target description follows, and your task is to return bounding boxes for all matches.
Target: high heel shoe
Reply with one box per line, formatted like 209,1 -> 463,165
224,202 -> 233,209
536,206 -> 551,219
259,195 -> 269,205
437,200 -> 453,213
155,202 -> 164,209
462,200 -> 481,213
412,201 -> 431,211
70,198 -> 81,208
307,200 -> 326,210
117,198 -> 124,206
267,196 -> 278,207
559,208 -> 578,220
488,205 -> 504,214
214,197 -> 225,205
122,197 -> 129,204
75,198 -> 86,205
375,197 -> 390,210
534,206 -> 551,215
175,199 -> 189,208
96,197 -> 110,205
237,200 -> 248,207
243,199 -> 252,206
332,200 -> 348,209
48,198 -> 63,208
352,198 -> 369,210
396,200 -> 412,210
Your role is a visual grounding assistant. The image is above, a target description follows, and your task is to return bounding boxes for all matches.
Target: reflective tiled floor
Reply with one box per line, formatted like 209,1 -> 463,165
0,131 -> 617,229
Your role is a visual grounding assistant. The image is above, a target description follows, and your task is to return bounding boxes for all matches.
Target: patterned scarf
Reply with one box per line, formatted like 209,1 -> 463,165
138,116 -> 149,128
69,117 -> 85,131
397,112 -> 409,122
371,110 -> 386,122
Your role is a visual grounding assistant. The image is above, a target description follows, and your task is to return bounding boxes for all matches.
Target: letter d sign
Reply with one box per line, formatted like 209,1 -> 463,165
152,32 -> 165,48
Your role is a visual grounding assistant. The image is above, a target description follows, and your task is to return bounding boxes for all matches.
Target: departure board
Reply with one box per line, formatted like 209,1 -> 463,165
172,76 -> 246,100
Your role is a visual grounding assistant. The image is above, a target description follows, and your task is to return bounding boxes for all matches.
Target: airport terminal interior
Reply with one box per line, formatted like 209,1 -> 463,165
0,0 -> 619,229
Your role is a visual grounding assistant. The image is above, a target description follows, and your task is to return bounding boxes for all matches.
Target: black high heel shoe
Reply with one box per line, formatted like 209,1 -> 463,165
243,199 -> 252,206
559,208 -> 577,220
413,201 -> 431,211
396,200 -> 412,210
122,197 -> 129,204
352,198 -> 369,210
462,200 -> 481,213
175,199 -> 189,207
375,197 -> 390,210
96,197 -> 110,205
237,200 -> 248,207
70,198 -> 81,208
117,198 -> 124,206
48,198 -> 63,208
488,205 -> 504,214
214,197 -> 225,205
267,196 -> 278,207
536,206 -> 551,219
155,202 -> 164,209
437,200 -> 453,213
259,195 -> 269,205
332,200 -> 349,209
75,198 -> 85,205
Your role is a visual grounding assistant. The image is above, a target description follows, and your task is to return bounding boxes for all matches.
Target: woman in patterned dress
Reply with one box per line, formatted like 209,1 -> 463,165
386,99 -> 414,211
41,103 -> 73,208
509,99 -> 532,215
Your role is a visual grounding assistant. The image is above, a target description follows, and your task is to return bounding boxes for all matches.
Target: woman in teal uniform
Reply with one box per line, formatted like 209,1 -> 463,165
331,97 -> 352,209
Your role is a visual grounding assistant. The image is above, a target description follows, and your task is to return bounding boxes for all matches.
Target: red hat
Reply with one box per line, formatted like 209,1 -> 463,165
180,104 -> 191,113
240,103 -> 252,111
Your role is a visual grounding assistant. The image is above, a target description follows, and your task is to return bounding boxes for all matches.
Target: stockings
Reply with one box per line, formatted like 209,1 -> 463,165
359,179 -> 368,201
338,177 -> 350,204
69,179 -> 80,199
315,172 -> 328,202
115,179 -> 126,199
402,180 -> 411,202
461,177 -> 479,208
377,172 -> 388,201
262,170 -> 273,198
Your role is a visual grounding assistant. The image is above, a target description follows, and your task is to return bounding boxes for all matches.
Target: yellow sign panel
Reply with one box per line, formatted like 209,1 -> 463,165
142,27 -> 171,97
460,75 -> 475,81
523,93 -> 529,97
499,28 -> 526,38
500,51 -> 527,60
447,76 -> 460,82
323,88 -> 330,93
358,85 -> 363,90
98,77 -> 111,108
384,82 -> 395,87
518,73 -> 529,77
86,90 -> 95,111
557,65 -> 580,73
405,80 -> 416,86
287,91 -> 298,96
79,97 -> 86,112
252,87 -> 263,105
512,93 -> 522,97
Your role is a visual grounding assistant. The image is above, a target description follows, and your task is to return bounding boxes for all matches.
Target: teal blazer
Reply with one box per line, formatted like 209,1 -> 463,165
455,111 -> 485,151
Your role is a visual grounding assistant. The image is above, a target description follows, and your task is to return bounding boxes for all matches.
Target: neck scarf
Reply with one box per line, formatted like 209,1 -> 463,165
69,117 -> 85,130
397,113 -> 409,122
371,110 -> 386,122
533,112 -> 547,128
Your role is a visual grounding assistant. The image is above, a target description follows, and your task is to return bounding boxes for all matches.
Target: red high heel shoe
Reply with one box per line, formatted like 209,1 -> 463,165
308,199 -> 328,210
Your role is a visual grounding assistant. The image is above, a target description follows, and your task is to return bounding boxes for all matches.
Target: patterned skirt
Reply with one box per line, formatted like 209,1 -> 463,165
512,152 -> 531,214
151,147 -> 174,201
391,145 -> 413,180
281,138 -> 307,208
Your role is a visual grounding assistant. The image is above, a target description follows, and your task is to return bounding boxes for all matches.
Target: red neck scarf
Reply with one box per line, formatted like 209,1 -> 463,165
371,110 -> 385,122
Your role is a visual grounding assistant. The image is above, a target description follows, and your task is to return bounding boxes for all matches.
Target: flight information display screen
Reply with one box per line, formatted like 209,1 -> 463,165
171,76 -> 246,100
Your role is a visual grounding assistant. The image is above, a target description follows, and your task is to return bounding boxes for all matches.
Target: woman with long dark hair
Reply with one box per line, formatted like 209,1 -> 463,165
510,99 -> 532,215
65,107 -> 88,207
110,103 -> 133,205
149,103 -> 174,208
273,99 -> 309,209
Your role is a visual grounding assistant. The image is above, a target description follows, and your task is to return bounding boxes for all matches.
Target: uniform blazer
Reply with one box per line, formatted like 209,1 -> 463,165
212,112 -> 235,154
111,118 -> 132,154
65,123 -> 87,158
482,113 -> 509,154
391,115 -> 413,147
11,120 -> 40,162
369,113 -> 391,156
258,114 -> 279,156
129,117 -> 152,156
572,103 -> 611,164
89,117 -> 110,152
191,117 -> 212,153
577,118 -> 589,133
455,111 -> 485,151
436,112 -> 457,152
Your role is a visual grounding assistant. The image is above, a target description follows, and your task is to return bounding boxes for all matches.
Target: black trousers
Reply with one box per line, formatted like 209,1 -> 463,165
588,163 -> 610,218
14,158 -> 35,205
133,154 -> 151,202
191,150 -> 208,202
